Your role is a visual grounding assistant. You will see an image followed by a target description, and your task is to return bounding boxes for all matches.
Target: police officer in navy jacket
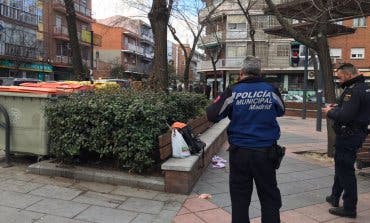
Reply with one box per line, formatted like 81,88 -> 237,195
323,63 -> 370,218
207,56 -> 285,223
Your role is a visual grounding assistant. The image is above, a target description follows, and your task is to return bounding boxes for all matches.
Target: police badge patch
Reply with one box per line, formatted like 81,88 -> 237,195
344,94 -> 352,101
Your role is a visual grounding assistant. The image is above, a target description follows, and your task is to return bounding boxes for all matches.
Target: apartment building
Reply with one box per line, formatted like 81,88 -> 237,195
198,0 -> 308,94
176,44 -> 204,82
0,0 -> 52,79
43,0 -> 96,80
92,16 -> 153,80
329,17 -> 370,81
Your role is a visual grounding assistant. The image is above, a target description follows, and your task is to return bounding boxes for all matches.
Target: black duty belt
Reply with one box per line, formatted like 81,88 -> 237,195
230,145 -> 272,153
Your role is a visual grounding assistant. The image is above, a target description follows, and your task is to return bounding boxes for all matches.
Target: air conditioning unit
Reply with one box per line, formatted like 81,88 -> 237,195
308,71 -> 315,80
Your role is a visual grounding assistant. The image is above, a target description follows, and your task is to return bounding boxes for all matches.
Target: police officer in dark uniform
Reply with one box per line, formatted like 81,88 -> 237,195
323,63 -> 370,218
207,56 -> 285,223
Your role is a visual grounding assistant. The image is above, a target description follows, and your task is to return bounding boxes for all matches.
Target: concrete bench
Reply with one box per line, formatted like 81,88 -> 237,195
161,119 -> 229,194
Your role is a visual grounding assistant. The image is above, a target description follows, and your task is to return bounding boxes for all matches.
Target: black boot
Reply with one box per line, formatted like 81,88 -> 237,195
326,196 -> 339,207
329,207 -> 356,218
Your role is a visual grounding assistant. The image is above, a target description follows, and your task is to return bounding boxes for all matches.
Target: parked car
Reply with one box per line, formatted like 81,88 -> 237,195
96,79 -> 130,89
0,77 -> 41,86
282,94 -> 303,102
307,95 -> 325,103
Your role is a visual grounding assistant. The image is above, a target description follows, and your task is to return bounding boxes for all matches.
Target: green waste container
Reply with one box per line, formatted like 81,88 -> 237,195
0,92 -> 54,156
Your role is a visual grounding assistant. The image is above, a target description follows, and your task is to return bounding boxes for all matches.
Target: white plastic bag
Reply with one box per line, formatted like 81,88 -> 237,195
171,129 -> 191,158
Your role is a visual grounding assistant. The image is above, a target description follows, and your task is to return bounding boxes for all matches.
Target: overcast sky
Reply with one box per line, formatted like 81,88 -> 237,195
91,0 -> 194,44
92,0 -> 144,20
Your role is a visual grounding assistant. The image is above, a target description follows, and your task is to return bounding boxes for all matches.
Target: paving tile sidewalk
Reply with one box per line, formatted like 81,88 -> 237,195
0,165 -> 187,223
173,116 -> 370,223
1,116 -> 369,223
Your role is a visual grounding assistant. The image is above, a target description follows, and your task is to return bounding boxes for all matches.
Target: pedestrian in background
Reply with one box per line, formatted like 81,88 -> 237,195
323,63 -> 370,218
206,56 -> 285,223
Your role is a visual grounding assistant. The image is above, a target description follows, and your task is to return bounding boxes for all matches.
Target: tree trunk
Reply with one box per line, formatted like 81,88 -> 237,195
250,30 -> 256,56
148,0 -> 170,92
184,59 -> 191,89
316,36 -> 336,157
64,0 -> 84,80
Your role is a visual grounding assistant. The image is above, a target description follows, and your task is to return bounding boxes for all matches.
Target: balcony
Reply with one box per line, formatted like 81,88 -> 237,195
52,0 -> 92,22
197,58 -> 244,71
53,55 -> 71,66
140,33 -> 154,44
198,31 -> 225,47
53,26 -> 69,40
124,64 -> 150,74
199,2 -> 239,22
226,30 -> 248,40
143,52 -> 154,60
0,42 -> 37,59
0,3 -> 37,26
122,44 -> 144,55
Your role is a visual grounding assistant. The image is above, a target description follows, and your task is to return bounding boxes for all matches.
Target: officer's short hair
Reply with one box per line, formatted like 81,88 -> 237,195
337,63 -> 358,75
241,56 -> 261,76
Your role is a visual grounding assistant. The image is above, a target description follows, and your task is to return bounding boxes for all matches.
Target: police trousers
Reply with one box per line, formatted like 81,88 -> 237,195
229,146 -> 282,223
331,133 -> 366,211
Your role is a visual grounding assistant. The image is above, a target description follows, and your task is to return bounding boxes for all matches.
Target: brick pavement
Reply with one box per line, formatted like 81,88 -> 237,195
173,117 -> 370,223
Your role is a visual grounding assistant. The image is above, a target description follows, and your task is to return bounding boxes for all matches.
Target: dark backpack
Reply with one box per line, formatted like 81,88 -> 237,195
178,126 -> 206,155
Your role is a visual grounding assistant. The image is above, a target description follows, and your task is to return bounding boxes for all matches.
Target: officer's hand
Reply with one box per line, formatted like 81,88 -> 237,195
322,105 -> 333,117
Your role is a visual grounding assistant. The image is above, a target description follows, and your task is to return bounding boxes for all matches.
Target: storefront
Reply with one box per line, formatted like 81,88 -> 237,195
0,60 -> 53,81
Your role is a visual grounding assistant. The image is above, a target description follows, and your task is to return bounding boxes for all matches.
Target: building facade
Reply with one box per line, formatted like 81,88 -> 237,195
176,44 -> 204,83
92,16 -> 154,80
198,0 -> 312,95
329,17 -> 370,80
0,0 -> 52,80
43,0 -> 96,80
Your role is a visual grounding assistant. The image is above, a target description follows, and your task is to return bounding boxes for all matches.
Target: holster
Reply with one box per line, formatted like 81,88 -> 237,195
268,144 -> 286,169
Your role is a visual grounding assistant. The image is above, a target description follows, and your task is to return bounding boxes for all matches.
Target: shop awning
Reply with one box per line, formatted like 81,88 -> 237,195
0,60 -> 53,73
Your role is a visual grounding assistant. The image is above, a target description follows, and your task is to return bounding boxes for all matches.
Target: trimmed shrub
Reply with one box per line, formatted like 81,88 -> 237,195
45,90 -> 209,172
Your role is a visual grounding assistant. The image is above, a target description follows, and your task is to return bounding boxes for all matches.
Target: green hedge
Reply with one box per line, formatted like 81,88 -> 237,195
45,90 -> 209,172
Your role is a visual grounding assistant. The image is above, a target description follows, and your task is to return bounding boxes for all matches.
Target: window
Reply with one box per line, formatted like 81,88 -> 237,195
252,15 -> 269,29
353,17 -> 366,27
80,0 -> 87,7
56,44 -> 69,56
55,16 -> 62,27
269,16 -> 280,28
228,23 -> 246,30
227,46 -> 246,58
330,48 -> 342,59
351,48 -> 365,59
277,45 -> 289,57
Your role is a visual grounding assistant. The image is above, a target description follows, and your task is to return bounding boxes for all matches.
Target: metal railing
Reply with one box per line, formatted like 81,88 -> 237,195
122,44 -> 144,54
0,3 -> 37,26
199,31 -> 225,46
125,63 -> 150,74
53,26 -> 69,37
140,33 -> 154,43
53,0 -> 91,18
54,55 -> 71,65
197,58 -> 245,71
226,30 -> 248,39
0,42 -> 37,59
